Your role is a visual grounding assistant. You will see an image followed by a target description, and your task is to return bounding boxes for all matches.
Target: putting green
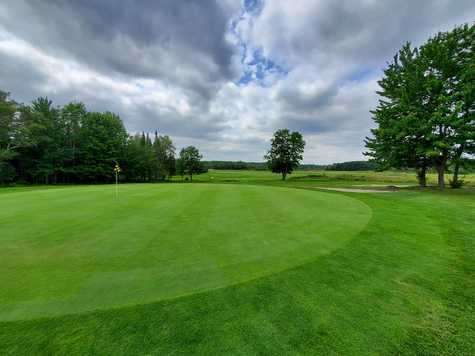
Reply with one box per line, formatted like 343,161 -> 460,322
0,184 -> 371,321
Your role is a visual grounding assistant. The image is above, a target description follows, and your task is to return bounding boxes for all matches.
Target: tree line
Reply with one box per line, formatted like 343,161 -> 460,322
0,92 -> 204,184
366,24 -> 474,188
202,160 -> 324,171
326,161 -> 378,171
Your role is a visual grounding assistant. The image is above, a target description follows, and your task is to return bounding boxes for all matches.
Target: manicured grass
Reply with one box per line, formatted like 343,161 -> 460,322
0,184 -> 370,321
0,174 -> 474,355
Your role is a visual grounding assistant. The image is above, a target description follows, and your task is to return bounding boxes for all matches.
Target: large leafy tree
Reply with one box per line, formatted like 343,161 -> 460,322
32,97 -> 70,184
365,44 -> 432,187
265,129 -> 305,180
179,146 -> 202,181
76,112 -> 127,183
418,24 -> 474,188
366,24 -> 474,188
124,133 -> 155,182
61,102 -> 87,182
427,24 -> 474,187
0,91 -> 17,184
153,132 -> 176,180
13,97 -> 60,183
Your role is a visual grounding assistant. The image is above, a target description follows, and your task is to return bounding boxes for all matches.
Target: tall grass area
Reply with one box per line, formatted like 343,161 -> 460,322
179,169 -> 475,187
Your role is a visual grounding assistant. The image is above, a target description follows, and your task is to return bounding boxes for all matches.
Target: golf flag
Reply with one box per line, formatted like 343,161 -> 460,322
114,163 -> 121,198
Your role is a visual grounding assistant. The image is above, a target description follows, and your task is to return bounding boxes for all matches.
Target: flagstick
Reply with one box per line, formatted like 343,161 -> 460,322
115,170 -> 118,199
114,163 -> 121,199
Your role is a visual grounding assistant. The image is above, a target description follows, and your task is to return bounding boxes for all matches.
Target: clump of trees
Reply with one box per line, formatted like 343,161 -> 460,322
0,91 -> 203,184
365,24 -> 474,188
265,128 -> 305,180
202,160 -> 266,170
177,146 -> 205,181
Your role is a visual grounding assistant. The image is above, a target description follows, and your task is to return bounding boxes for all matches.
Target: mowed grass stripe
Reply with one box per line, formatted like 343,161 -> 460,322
0,190 -> 473,355
0,184 -> 370,321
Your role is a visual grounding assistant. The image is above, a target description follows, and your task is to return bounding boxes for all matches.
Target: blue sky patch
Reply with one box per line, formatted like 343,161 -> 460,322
232,1 -> 288,86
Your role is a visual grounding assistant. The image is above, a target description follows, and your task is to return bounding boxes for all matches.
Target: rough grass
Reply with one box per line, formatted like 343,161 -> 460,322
0,172 -> 474,355
188,169 -> 475,187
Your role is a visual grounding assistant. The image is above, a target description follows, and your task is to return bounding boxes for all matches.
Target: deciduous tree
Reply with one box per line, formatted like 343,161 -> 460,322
179,146 -> 202,181
265,129 -> 305,180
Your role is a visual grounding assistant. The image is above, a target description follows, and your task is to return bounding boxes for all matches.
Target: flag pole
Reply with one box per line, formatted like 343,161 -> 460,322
114,163 -> 121,199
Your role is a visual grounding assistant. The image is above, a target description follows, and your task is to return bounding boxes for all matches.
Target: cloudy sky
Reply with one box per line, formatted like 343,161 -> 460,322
0,1 -> 474,163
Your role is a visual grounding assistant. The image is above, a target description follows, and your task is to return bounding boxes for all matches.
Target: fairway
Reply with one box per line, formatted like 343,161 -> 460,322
0,184 -> 371,321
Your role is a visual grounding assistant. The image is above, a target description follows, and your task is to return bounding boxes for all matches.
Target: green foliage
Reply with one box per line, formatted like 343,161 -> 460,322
0,91 -> 17,184
153,132 -> 176,180
0,92 -> 187,184
326,160 -> 377,171
203,160 -> 266,170
265,128 -> 305,180
366,24 -> 474,188
123,133 -> 156,182
179,146 -> 203,181
74,112 -> 127,183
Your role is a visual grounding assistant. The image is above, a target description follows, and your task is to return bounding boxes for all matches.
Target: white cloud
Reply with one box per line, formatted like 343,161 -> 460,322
0,1 -> 474,163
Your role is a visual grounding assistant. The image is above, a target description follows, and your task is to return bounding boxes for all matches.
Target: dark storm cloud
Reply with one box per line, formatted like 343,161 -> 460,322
277,84 -> 339,113
129,105 -> 231,140
0,0 -> 236,99
257,0 -> 475,69
0,53 -> 48,102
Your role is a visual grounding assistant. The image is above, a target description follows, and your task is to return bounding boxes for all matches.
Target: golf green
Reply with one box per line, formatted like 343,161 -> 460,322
0,184 -> 371,321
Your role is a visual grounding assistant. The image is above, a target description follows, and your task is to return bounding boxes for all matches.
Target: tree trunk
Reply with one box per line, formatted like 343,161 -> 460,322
452,144 -> 464,187
436,161 -> 445,189
282,171 -> 287,180
453,162 -> 460,186
416,166 -> 427,187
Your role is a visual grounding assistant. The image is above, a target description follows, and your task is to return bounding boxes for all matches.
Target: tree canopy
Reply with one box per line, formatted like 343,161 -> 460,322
178,146 -> 203,181
0,92 -> 205,185
365,24 -> 474,188
265,129 -> 305,180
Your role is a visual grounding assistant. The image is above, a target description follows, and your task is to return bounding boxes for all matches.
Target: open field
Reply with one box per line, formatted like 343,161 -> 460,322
182,169 -> 475,188
1,171 -> 474,355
